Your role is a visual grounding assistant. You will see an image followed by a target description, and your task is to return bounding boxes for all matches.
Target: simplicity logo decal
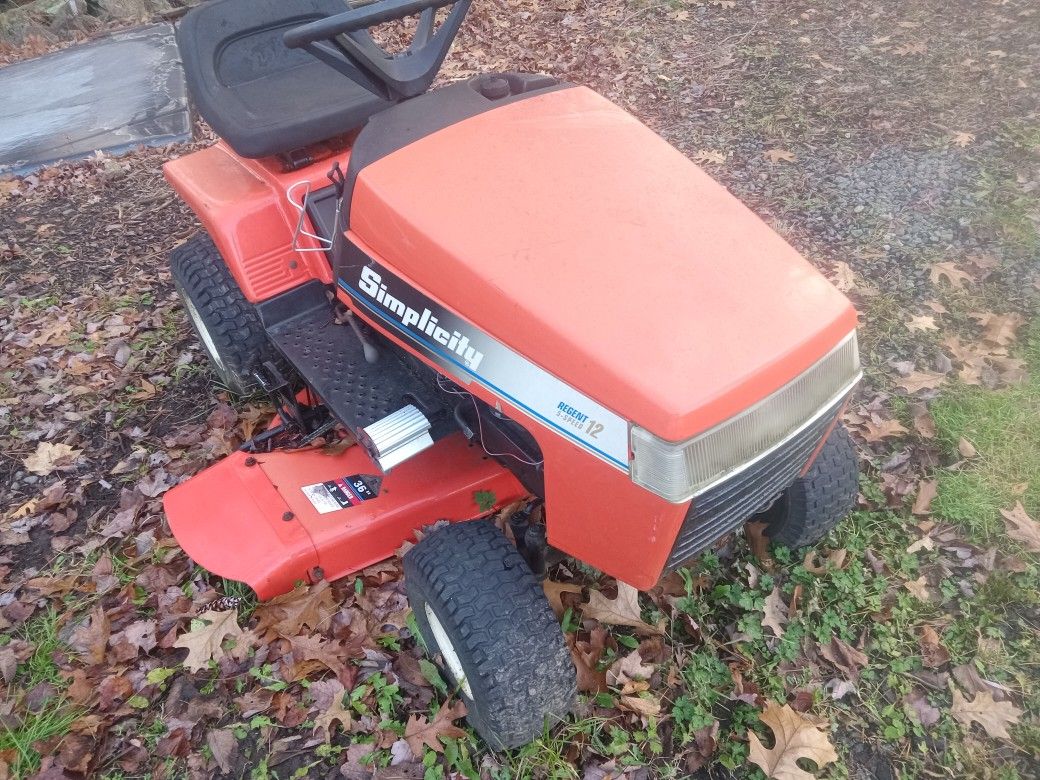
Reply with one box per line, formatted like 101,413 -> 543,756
358,267 -> 486,371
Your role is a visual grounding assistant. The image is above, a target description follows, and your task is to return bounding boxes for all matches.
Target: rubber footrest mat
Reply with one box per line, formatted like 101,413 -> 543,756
267,307 -> 443,433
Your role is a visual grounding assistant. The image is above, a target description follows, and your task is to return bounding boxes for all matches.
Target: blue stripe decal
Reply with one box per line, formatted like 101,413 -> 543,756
338,279 -> 629,471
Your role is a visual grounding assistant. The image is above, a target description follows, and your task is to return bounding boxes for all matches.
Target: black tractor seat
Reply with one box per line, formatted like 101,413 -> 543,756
176,0 -> 396,159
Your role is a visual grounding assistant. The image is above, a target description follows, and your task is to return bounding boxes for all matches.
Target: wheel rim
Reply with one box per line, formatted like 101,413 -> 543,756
182,294 -> 228,376
424,603 -> 473,699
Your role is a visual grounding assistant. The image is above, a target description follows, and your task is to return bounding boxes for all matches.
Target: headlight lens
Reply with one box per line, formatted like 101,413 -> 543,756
630,331 -> 861,503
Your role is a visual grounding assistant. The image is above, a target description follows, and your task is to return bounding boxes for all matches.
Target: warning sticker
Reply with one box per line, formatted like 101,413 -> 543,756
301,474 -> 381,514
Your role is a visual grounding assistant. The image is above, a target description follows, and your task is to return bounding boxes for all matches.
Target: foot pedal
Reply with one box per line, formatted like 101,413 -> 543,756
258,281 -> 448,462
359,404 -> 434,471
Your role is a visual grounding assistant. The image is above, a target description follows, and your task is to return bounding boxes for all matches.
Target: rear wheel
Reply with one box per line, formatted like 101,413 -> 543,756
170,235 -> 276,394
404,521 -> 576,749
760,423 -> 859,548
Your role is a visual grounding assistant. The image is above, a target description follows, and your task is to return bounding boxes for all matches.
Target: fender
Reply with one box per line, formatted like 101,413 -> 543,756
163,142 -> 335,302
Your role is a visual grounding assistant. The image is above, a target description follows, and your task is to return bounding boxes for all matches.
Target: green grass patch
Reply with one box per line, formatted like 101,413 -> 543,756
930,319 -> 1040,543
0,608 -> 83,776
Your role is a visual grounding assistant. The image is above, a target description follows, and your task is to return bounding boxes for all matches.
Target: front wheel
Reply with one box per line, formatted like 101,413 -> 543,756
403,521 -> 576,749
760,423 -> 859,548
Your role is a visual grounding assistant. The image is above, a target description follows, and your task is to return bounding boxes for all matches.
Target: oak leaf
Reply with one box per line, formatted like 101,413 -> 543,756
543,580 -> 583,619
903,576 -> 931,601
895,370 -> 945,394
971,311 -> 1023,347
748,702 -> 838,780
951,688 -> 1022,741
694,149 -> 726,165
861,419 -> 908,442
764,148 -> 796,164
928,262 -> 973,289
802,548 -> 848,574
254,579 -> 335,638
404,699 -> 467,754
568,626 -> 608,694
818,636 -> 867,679
619,693 -> 662,717
582,582 -> 663,635
918,625 -> 951,668
607,649 -> 654,688
762,587 -> 788,638
913,412 -> 936,438
906,315 -> 938,332
829,261 -> 857,293
911,480 -> 938,515
312,680 -> 353,742
23,442 -> 81,476
173,610 -> 244,672
999,502 -> 1040,552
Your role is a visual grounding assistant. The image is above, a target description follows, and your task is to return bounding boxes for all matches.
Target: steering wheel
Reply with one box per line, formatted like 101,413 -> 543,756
284,0 -> 472,100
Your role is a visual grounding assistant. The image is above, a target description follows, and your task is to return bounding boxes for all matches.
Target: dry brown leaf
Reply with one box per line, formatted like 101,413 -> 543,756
313,682 -> 353,742
254,579 -> 335,638
928,262 -> 973,289
972,312 -> 1024,347
818,636 -> 868,679
950,131 -> 975,147
802,548 -> 848,575
906,315 -> 939,332
404,699 -> 467,754
764,148 -> 796,164
582,582 -> 663,635
918,625 -> 951,668
912,480 -> 938,515
543,580 -> 583,619
746,521 -> 776,570
694,149 -> 726,165
913,412 -> 937,439
607,649 -> 654,688
762,587 -> 788,638
619,693 -> 662,717
748,702 -> 838,780
999,502 -> 1040,552
173,610 -> 245,673
895,370 -> 946,393
894,41 -> 928,56
904,576 -> 931,601
22,442 -> 81,476
70,605 -> 110,665
958,438 -> 978,458
568,626 -> 608,694
830,261 -> 857,293
951,688 -> 1022,741
861,419 -> 909,442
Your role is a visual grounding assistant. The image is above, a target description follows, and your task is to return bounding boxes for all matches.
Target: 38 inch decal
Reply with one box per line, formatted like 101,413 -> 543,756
336,242 -> 631,472
301,474 -> 381,514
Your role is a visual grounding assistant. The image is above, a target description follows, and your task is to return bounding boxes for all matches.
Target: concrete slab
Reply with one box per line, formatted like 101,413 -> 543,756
0,23 -> 190,175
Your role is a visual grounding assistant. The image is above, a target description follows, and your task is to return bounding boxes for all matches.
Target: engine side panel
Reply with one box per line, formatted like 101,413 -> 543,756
337,233 -> 690,589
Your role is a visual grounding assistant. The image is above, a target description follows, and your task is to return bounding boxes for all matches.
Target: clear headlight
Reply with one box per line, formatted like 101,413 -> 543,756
630,331 -> 861,503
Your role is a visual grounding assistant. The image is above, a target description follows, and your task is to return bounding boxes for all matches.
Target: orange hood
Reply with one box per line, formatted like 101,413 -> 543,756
349,86 -> 856,441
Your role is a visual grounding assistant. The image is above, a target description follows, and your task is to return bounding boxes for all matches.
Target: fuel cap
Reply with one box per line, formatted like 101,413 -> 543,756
480,77 -> 511,100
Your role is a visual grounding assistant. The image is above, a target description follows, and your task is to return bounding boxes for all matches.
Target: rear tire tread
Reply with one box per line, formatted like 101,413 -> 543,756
170,234 -> 274,393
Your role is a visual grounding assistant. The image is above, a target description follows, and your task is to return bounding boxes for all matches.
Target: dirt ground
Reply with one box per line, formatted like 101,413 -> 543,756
1,1 -> 1039,778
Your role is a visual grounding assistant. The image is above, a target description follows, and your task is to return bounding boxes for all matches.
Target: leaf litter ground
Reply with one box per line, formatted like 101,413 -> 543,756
2,0 -> 1040,778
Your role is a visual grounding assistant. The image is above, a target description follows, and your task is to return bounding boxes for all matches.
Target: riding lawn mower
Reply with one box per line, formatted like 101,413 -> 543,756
161,0 -> 862,748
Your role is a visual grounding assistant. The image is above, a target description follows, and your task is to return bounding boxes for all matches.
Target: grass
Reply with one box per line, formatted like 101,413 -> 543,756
0,608 -> 84,776
931,319 -> 1040,538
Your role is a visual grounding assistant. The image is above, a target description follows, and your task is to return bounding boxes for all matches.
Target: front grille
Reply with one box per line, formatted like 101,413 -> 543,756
665,397 -> 844,569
